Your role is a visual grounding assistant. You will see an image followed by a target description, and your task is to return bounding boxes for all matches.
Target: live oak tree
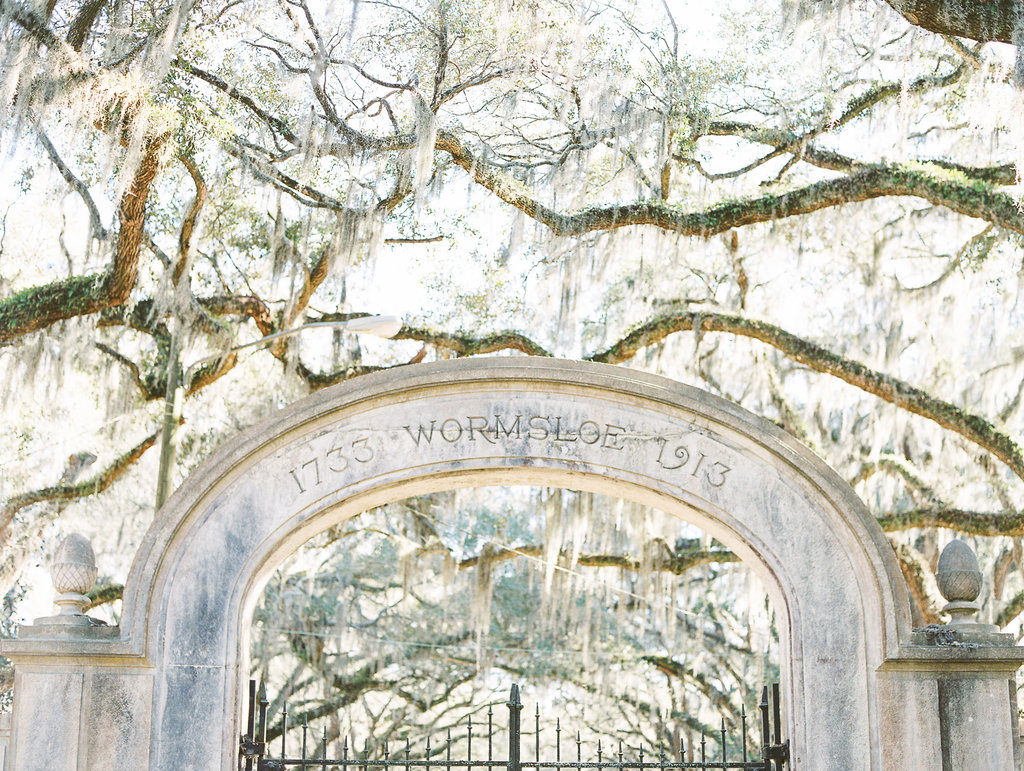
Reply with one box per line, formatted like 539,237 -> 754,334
3,0 -> 1024,724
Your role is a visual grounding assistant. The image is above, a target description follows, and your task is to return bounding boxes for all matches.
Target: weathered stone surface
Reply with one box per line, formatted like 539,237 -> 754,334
10,670 -> 83,769
0,712 -> 10,771
1,359 -> 1021,770
876,672 -> 941,770
85,673 -> 153,771
939,677 -> 1017,770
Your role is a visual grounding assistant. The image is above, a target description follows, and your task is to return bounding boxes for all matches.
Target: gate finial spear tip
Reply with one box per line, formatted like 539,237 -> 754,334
508,683 -> 522,709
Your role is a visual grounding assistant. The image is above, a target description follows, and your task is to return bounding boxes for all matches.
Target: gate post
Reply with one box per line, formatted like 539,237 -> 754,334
0,535 -> 154,771
878,540 -> 1024,770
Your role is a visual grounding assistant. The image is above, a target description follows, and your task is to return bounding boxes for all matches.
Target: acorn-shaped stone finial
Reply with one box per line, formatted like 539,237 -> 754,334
936,539 -> 982,625
50,533 -> 98,622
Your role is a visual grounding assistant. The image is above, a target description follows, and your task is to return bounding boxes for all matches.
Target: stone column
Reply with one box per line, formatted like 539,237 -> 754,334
879,539 -> 1024,771
0,535 -> 154,771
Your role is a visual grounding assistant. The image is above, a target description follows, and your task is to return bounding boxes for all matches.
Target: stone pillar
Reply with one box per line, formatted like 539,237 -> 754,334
0,534 -> 154,771
0,712 -> 11,771
879,539 -> 1024,771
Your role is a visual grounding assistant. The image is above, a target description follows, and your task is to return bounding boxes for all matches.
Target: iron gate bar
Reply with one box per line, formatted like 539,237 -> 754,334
508,684 -> 522,771
240,682 -> 789,771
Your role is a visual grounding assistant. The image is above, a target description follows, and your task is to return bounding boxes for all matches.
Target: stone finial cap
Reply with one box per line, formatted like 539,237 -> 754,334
936,539 -> 982,602
51,533 -> 98,596
936,539 -> 984,626
46,533 -> 98,625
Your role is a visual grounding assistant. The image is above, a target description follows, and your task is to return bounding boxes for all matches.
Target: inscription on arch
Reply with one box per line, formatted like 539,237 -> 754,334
285,401 -> 733,497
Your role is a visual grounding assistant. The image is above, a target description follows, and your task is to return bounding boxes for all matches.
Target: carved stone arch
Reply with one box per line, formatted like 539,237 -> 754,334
8,359 -> 1018,771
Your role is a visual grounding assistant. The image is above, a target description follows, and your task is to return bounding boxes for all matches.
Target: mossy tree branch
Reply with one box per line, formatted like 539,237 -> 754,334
996,590 -> 1024,628
455,543 -> 740,574
0,428 -> 161,550
438,132 -> 1024,238
891,541 -> 942,626
86,582 -> 124,610
586,311 -> 1024,484
397,326 -> 553,357
878,508 -> 1024,536
852,454 -> 944,507
0,0 -> 174,344
880,0 -> 1022,44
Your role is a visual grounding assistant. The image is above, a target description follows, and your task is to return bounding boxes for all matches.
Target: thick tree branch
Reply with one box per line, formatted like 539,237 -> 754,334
996,590 -> 1024,628
86,582 -> 124,609
880,0 -> 1023,44
293,361 -> 387,390
852,454 -> 944,507
640,654 -> 738,717
878,508 -> 1024,536
706,121 -> 1015,186
455,543 -> 740,574
397,326 -> 553,357
439,130 -> 1024,238
36,127 -> 109,240
891,541 -> 942,626
95,342 -> 162,400
65,0 -> 106,51
0,1 -> 173,343
198,294 -> 275,336
586,311 -> 1024,484
0,429 -> 161,549
172,57 -> 301,145
174,154 -> 208,286
1,0 -> 92,81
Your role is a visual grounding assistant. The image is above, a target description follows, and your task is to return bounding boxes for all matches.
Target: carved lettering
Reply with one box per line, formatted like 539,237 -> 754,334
494,414 -> 521,439
440,418 -> 463,442
552,416 -> 576,442
528,415 -> 549,440
288,434 -> 375,495
289,468 -> 306,494
578,420 -> 600,445
401,415 -> 635,452
403,421 -> 436,445
707,461 -> 731,487
690,451 -> 706,477
654,440 -> 731,488
656,439 -> 689,470
602,424 -> 625,450
467,416 -> 496,443
325,445 -> 348,472
288,414 -> 733,500
351,437 -> 374,463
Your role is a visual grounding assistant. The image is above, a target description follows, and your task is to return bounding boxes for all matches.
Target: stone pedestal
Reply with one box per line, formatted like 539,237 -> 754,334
878,628 -> 1024,771
1,534 -> 155,771
1,627 -> 153,771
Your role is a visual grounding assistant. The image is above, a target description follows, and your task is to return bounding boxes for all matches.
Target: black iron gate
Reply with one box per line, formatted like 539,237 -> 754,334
240,681 -> 788,771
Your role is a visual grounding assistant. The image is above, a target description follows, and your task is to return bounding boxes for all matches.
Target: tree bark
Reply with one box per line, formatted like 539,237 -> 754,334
881,0 -> 1024,45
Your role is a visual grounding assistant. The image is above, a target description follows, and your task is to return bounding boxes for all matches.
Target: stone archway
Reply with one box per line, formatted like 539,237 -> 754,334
4,359 -> 1021,770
